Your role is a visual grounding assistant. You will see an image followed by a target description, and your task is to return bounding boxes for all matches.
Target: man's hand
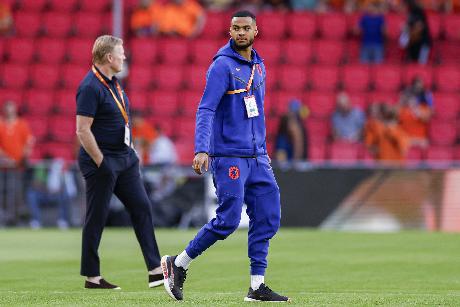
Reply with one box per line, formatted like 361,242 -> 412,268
192,153 -> 209,175
95,156 -> 104,167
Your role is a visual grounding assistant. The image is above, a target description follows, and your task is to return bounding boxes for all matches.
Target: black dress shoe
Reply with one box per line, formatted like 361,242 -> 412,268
84,279 -> 121,290
149,273 -> 164,288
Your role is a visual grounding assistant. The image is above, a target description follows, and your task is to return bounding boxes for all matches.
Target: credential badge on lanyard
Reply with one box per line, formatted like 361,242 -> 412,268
92,66 -> 131,147
244,65 -> 259,118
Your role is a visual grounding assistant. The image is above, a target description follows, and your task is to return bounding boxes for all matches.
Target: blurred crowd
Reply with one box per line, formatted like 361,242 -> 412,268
274,74 -> 434,164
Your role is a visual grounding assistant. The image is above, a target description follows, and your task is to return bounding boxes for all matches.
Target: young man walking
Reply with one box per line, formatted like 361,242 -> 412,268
76,35 -> 163,290
161,11 -> 290,302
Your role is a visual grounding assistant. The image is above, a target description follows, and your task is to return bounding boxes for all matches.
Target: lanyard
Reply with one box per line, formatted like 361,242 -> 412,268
226,65 -> 256,95
91,66 -> 129,125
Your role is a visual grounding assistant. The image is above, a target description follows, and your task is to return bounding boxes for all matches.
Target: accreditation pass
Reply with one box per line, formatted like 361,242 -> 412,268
124,125 -> 131,146
244,95 -> 259,118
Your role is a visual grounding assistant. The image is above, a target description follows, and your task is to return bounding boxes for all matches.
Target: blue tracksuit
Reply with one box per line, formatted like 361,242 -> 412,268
186,39 -> 281,276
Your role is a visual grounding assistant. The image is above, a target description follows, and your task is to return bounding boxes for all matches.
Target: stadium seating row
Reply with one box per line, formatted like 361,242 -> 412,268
8,0 -> 111,13
198,11 -> 460,41
12,11 -> 112,38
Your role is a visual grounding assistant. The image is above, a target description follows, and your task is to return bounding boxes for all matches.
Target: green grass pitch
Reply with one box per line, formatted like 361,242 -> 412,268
1,228 -> 460,306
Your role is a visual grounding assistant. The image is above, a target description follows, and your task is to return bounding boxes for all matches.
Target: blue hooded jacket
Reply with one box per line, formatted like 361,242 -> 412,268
194,39 -> 267,157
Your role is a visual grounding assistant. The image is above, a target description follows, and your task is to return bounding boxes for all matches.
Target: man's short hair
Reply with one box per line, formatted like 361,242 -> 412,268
231,10 -> 256,22
92,35 -> 123,65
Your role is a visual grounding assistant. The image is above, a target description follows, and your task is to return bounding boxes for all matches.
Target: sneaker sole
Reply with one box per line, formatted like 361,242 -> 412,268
161,255 -> 178,300
244,297 -> 290,303
148,279 -> 163,288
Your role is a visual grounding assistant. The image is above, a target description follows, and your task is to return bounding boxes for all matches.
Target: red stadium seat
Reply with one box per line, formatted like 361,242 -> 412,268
42,12 -> 73,38
180,90 -> 201,117
6,38 -> 35,64
433,94 -> 460,120
406,146 -> 425,161
150,91 -> 179,116
80,0 -> 111,12
49,0 -> 78,11
306,92 -> 335,118
426,146 -> 453,161
23,90 -> 55,115
453,145 -> 460,161
130,38 -> 157,64
127,91 -> 150,113
67,38 -> 93,64
314,40 -> 345,65
42,142 -> 76,161
175,139 -> 194,165
386,14 -> 405,41
61,64 -> 88,90
264,65 -> 278,92
279,65 -> 307,91
306,118 -> 330,141
317,13 -> 348,40
348,92 -> 368,110
254,40 -> 281,65
285,40 -> 313,65
175,117 -> 196,139
190,40 -> 219,65
344,40 -> 360,64
128,66 -> 153,91
427,12 -> 441,39
20,0 -> 48,11
25,115 -> 49,141
30,64 -> 60,90
55,90 -> 76,115
1,64 -> 29,89
146,115 -> 174,137
49,116 -> 76,142
429,120 -> 457,146
273,90 -> 303,114
286,12 -> 316,39
444,15 -> 460,41
342,64 -> 371,92
0,89 -> 23,105
13,12 -> 41,37
309,66 -> 339,92
0,40 -> 4,60
74,12 -> 105,38
368,91 -> 399,105
199,11 -> 227,38
372,64 -> 402,92
435,66 -> 460,92
403,64 -> 433,88
438,42 -> 460,65
184,65 -> 207,91
158,39 -> 189,64
155,65 -> 184,90
257,12 -> 286,40
265,117 -> 279,140
308,142 -> 326,162
329,142 -> 360,164
36,38 -> 66,64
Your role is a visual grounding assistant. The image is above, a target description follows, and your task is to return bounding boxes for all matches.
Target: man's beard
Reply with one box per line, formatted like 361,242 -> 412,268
233,37 -> 254,50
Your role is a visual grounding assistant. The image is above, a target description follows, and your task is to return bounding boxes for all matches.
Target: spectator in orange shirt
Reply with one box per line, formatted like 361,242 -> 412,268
159,0 -> 205,38
130,0 -> 163,37
131,110 -> 157,165
397,93 -> 432,148
365,103 -> 409,164
0,101 -> 34,167
0,1 -> 13,36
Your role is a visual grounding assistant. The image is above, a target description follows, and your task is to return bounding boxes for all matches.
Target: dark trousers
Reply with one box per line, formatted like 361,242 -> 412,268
78,149 -> 161,277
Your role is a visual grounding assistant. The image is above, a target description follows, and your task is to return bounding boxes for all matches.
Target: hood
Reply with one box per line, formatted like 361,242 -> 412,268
213,39 -> 263,64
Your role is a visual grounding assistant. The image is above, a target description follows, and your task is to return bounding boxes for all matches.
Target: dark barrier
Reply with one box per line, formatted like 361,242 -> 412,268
275,168 -> 374,227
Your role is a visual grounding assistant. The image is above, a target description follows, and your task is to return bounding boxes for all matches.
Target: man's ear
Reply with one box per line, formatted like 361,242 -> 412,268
106,53 -> 113,64
254,26 -> 258,37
